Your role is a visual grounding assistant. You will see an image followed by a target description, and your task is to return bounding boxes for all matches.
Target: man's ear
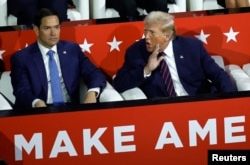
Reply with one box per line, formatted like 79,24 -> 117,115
33,26 -> 39,37
166,31 -> 173,40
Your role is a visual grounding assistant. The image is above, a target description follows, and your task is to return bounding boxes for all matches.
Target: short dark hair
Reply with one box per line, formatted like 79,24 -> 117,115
34,8 -> 61,27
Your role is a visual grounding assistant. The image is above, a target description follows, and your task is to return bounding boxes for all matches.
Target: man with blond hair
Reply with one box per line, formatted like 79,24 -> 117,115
113,11 -> 237,98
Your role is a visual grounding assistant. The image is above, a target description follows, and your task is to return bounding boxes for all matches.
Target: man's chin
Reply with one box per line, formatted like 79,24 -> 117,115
146,46 -> 153,53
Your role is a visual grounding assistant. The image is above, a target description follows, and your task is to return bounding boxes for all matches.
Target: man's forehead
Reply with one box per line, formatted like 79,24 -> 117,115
41,16 -> 59,25
145,23 -> 161,30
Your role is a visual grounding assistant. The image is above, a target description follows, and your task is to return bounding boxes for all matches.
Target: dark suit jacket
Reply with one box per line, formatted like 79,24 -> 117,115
7,0 -> 38,25
11,41 -> 106,108
217,0 -> 226,8
7,0 -> 71,25
113,37 -> 237,98
106,0 -> 169,18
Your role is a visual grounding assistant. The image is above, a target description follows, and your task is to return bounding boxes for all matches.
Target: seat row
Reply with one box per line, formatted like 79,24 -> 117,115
0,0 -> 227,27
212,55 -> 250,91
0,71 -> 147,110
1,55 -> 249,110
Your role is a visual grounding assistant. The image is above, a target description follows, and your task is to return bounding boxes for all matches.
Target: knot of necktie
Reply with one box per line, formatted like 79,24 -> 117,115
47,50 -> 55,58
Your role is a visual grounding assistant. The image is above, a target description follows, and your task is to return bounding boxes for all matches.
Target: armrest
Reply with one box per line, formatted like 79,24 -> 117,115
99,81 -> 124,102
225,65 -> 250,92
211,55 -> 225,70
0,0 -> 7,26
175,0 -> 187,12
121,87 -> 147,100
187,0 -> 203,11
0,71 -> 15,103
72,0 -> 90,20
67,8 -> 82,21
90,0 -> 106,19
0,93 -> 13,110
242,63 -> 250,77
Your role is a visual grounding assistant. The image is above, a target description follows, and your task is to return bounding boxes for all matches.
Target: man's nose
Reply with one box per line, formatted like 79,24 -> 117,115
145,32 -> 151,39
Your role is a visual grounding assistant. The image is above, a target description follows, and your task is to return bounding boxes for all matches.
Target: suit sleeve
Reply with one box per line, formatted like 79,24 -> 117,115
10,53 -> 37,108
113,45 -> 147,93
198,41 -> 237,92
77,47 -> 106,91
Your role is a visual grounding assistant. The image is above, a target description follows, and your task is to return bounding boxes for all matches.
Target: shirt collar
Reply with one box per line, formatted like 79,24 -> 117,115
163,40 -> 173,57
37,41 -> 58,57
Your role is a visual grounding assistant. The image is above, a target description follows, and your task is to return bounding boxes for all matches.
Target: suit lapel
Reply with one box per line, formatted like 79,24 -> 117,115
172,37 -> 189,93
32,43 -> 48,93
173,37 -> 185,77
57,42 -> 70,93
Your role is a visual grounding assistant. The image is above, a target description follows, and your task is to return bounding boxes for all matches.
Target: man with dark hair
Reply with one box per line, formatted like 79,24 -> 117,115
106,0 -> 169,20
11,8 -> 106,108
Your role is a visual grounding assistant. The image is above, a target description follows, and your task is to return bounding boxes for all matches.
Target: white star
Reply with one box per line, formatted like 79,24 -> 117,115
195,30 -> 210,44
79,38 -> 93,53
107,36 -> 122,52
223,27 -> 239,43
0,50 -> 5,60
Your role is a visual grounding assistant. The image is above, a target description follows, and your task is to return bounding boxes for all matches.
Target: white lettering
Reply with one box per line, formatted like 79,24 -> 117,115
49,130 -> 77,158
83,128 -> 108,155
212,154 -> 218,161
14,133 -> 43,161
212,154 -> 247,162
114,125 -> 136,153
155,122 -> 183,149
224,116 -> 246,143
189,119 -> 217,146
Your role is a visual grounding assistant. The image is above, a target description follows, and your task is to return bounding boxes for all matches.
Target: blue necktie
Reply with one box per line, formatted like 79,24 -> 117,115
160,54 -> 176,97
47,50 -> 64,105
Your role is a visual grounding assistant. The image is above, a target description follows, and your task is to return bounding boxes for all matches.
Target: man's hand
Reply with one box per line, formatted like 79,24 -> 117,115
83,91 -> 97,104
34,100 -> 47,108
144,44 -> 164,75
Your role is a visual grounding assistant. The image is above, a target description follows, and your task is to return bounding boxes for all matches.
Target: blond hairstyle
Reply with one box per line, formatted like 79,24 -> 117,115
144,11 -> 176,37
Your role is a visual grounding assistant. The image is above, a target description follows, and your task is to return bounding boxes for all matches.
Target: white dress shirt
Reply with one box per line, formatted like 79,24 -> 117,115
163,41 -> 188,96
32,42 -> 100,107
35,42 -> 70,105
144,41 -> 188,96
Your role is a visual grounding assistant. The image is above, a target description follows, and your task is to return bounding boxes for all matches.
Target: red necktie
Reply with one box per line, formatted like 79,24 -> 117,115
159,55 -> 176,97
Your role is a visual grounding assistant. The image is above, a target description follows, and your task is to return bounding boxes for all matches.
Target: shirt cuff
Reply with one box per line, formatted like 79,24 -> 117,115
88,87 -> 100,98
32,99 -> 43,108
144,70 -> 151,78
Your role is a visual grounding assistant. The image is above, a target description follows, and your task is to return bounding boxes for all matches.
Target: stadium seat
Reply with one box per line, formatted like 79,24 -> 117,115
225,64 -> 250,91
211,55 -> 225,70
90,0 -> 187,19
121,87 -> 147,100
187,0 -> 224,11
0,0 -> 7,26
0,93 -> 12,110
0,71 -> 15,103
242,63 -> 250,77
0,71 -> 124,106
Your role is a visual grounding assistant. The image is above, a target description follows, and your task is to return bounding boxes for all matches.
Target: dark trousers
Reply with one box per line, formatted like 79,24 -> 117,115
7,0 -> 69,25
106,0 -> 169,18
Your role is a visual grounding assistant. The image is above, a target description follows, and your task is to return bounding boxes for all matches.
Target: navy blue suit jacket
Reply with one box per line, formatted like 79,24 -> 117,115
113,36 -> 237,98
11,41 -> 106,108
8,0 -> 70,25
